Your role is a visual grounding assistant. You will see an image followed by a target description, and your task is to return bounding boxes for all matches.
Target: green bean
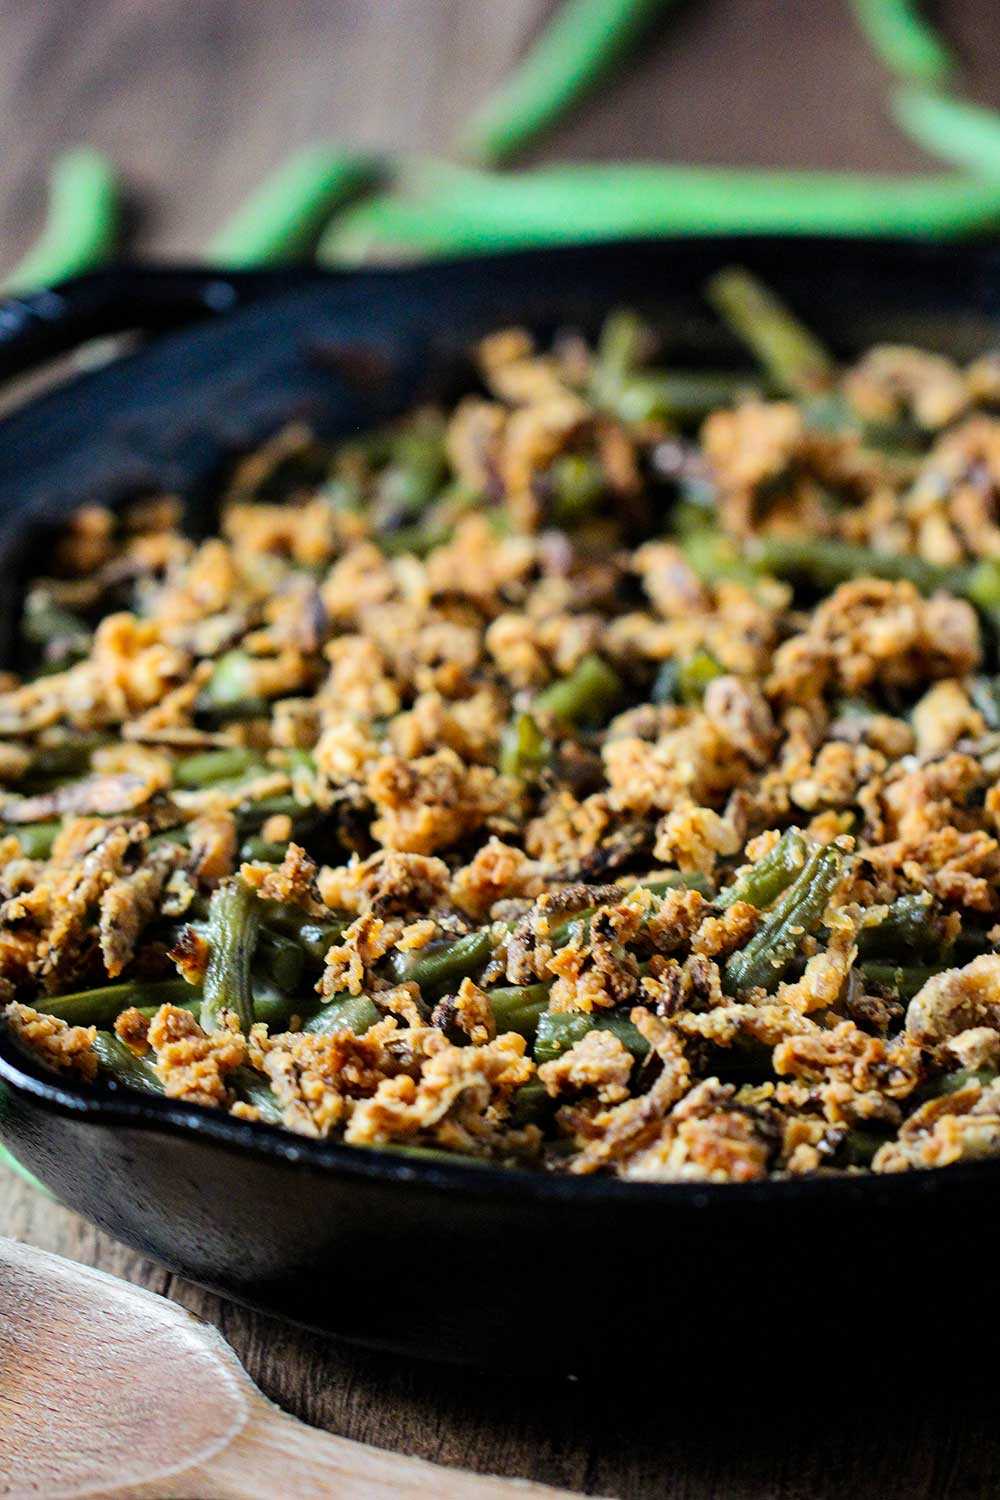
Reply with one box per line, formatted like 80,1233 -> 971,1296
858,961 -> 936,1000
196,651 -> 257,711
21,595 -> 92,667
678,530 -> 763,592
533,1008 -> 650,1066
258,903 -> 347,965
856,893 -> 950,961
257,930 -> 305,995
893,90 -> 1000,178
533,653 -> 623,726
234,795 -> 311,835
549,452 -> 605,522
248,976 -> 306,1031
375,420 -> 448,522
92,1032 -> 163,1096
173,747 -> 265,788
544,872 -> 711,948
927,1066 -> 997,1097
971,676 -> 1000,731
706,268 -> 837,401
26,737 -> 110,782
594,309 -> 646,389
35,978 -> 195,1029
2,148 -> 121,294
302,993 -> 382,1037
386,928 -> 496,992
842,1128 -> 886,1168
231,1065 -> 284,1124
849,0 -> 953,85
240,839 -> 287,864
747,535 -> 964,595
508,1079 -> 552,1127
487,984 -> 551,1040
498,713 -> 551,779
11,821 -> 61,860
458,0 -> 678,165
611,371 -> 761,425
716,828 -> 808,910
651,650 -> 724,706
206,148 -> 379,265
725,843 -> 843,994
321,164 -> 1000,263
200,878 -> 261,1034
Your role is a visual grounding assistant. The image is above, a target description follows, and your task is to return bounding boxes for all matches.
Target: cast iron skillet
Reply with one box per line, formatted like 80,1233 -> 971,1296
1,239 -> 1000,1372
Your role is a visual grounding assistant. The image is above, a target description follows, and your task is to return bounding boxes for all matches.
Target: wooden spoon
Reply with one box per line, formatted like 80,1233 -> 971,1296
0,1237 -> 604,1500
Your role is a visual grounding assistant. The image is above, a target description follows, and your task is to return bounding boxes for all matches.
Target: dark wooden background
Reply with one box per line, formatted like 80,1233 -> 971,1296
4,2 -> 1000,1495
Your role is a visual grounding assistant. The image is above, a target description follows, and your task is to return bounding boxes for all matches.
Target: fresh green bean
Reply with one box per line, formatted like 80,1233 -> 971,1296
716,828 -> 808,910
206,148 -> 379,265
2,148 -> 121,294
533,653 -> 623,726
458,0 -> 678,165
92,1032 -> 163,1096
321,166 -> 1000,267
533,1008 -> 650,1066
302,993 -> 382,1036
35,978 -> 195,1029
707,267 -> 837,400
498,713 -> 551,779
173,747 -> 265,788
725,843 -> 843,994
893,90 -> 1000,178
487,984 -> 551,1040
201,878 -> 261,1033
849,0 -> 953,85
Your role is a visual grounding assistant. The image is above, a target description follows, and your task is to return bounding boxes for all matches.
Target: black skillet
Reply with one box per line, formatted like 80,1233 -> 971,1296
1,239 -> 999,1372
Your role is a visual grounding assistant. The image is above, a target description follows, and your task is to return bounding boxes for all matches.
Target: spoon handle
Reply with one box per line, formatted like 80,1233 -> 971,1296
155,1396 -> 605,1500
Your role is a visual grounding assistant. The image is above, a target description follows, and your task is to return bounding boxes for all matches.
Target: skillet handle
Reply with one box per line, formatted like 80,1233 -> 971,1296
0,263 -> 325,383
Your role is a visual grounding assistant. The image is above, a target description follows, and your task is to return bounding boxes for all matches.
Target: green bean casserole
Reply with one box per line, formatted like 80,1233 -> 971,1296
7,270 -> 1000,1181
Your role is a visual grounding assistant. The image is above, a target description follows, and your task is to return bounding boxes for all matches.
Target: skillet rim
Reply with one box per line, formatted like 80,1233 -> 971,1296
2,234 -> 1000,1210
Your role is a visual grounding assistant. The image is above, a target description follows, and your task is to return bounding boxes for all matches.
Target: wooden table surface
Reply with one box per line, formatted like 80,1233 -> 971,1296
4,2 -> 1000,1495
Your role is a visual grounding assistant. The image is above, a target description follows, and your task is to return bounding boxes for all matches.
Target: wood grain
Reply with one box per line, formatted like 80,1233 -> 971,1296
3,1 -> 1000,1495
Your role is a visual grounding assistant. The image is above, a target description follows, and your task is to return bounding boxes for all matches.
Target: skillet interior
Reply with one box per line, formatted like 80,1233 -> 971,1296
2,237 -> 1000,1368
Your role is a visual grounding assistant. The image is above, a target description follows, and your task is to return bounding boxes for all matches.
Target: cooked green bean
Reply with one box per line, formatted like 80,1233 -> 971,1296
486,984 -> 551,1040
386,929 -> 496,992
717,828 -> 808,910
498,712 -> 551,779
92,1032 -> 163,1096
231,1065 -> 284,1123
2,148 -> 121,294
747,534 -> 968,594
707,267 -> 837,401
207,148 -> 379,265
533,1008 -> 650,1066
173,747 -> 265,788
11,822 -> 61,860
458,0 -> 678,165
258,903 -> 347,965
533,654 -> 623,726
36,978 -> 196,1029
856,894 -> 951,961
200,878 -> 261,1033
549,452 -> 605,523
849,0 -> 953,85
858,962 -> 937,1000
725,844 -> 843,994
651,650 -> 724,706
302,993 -> 382,1037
